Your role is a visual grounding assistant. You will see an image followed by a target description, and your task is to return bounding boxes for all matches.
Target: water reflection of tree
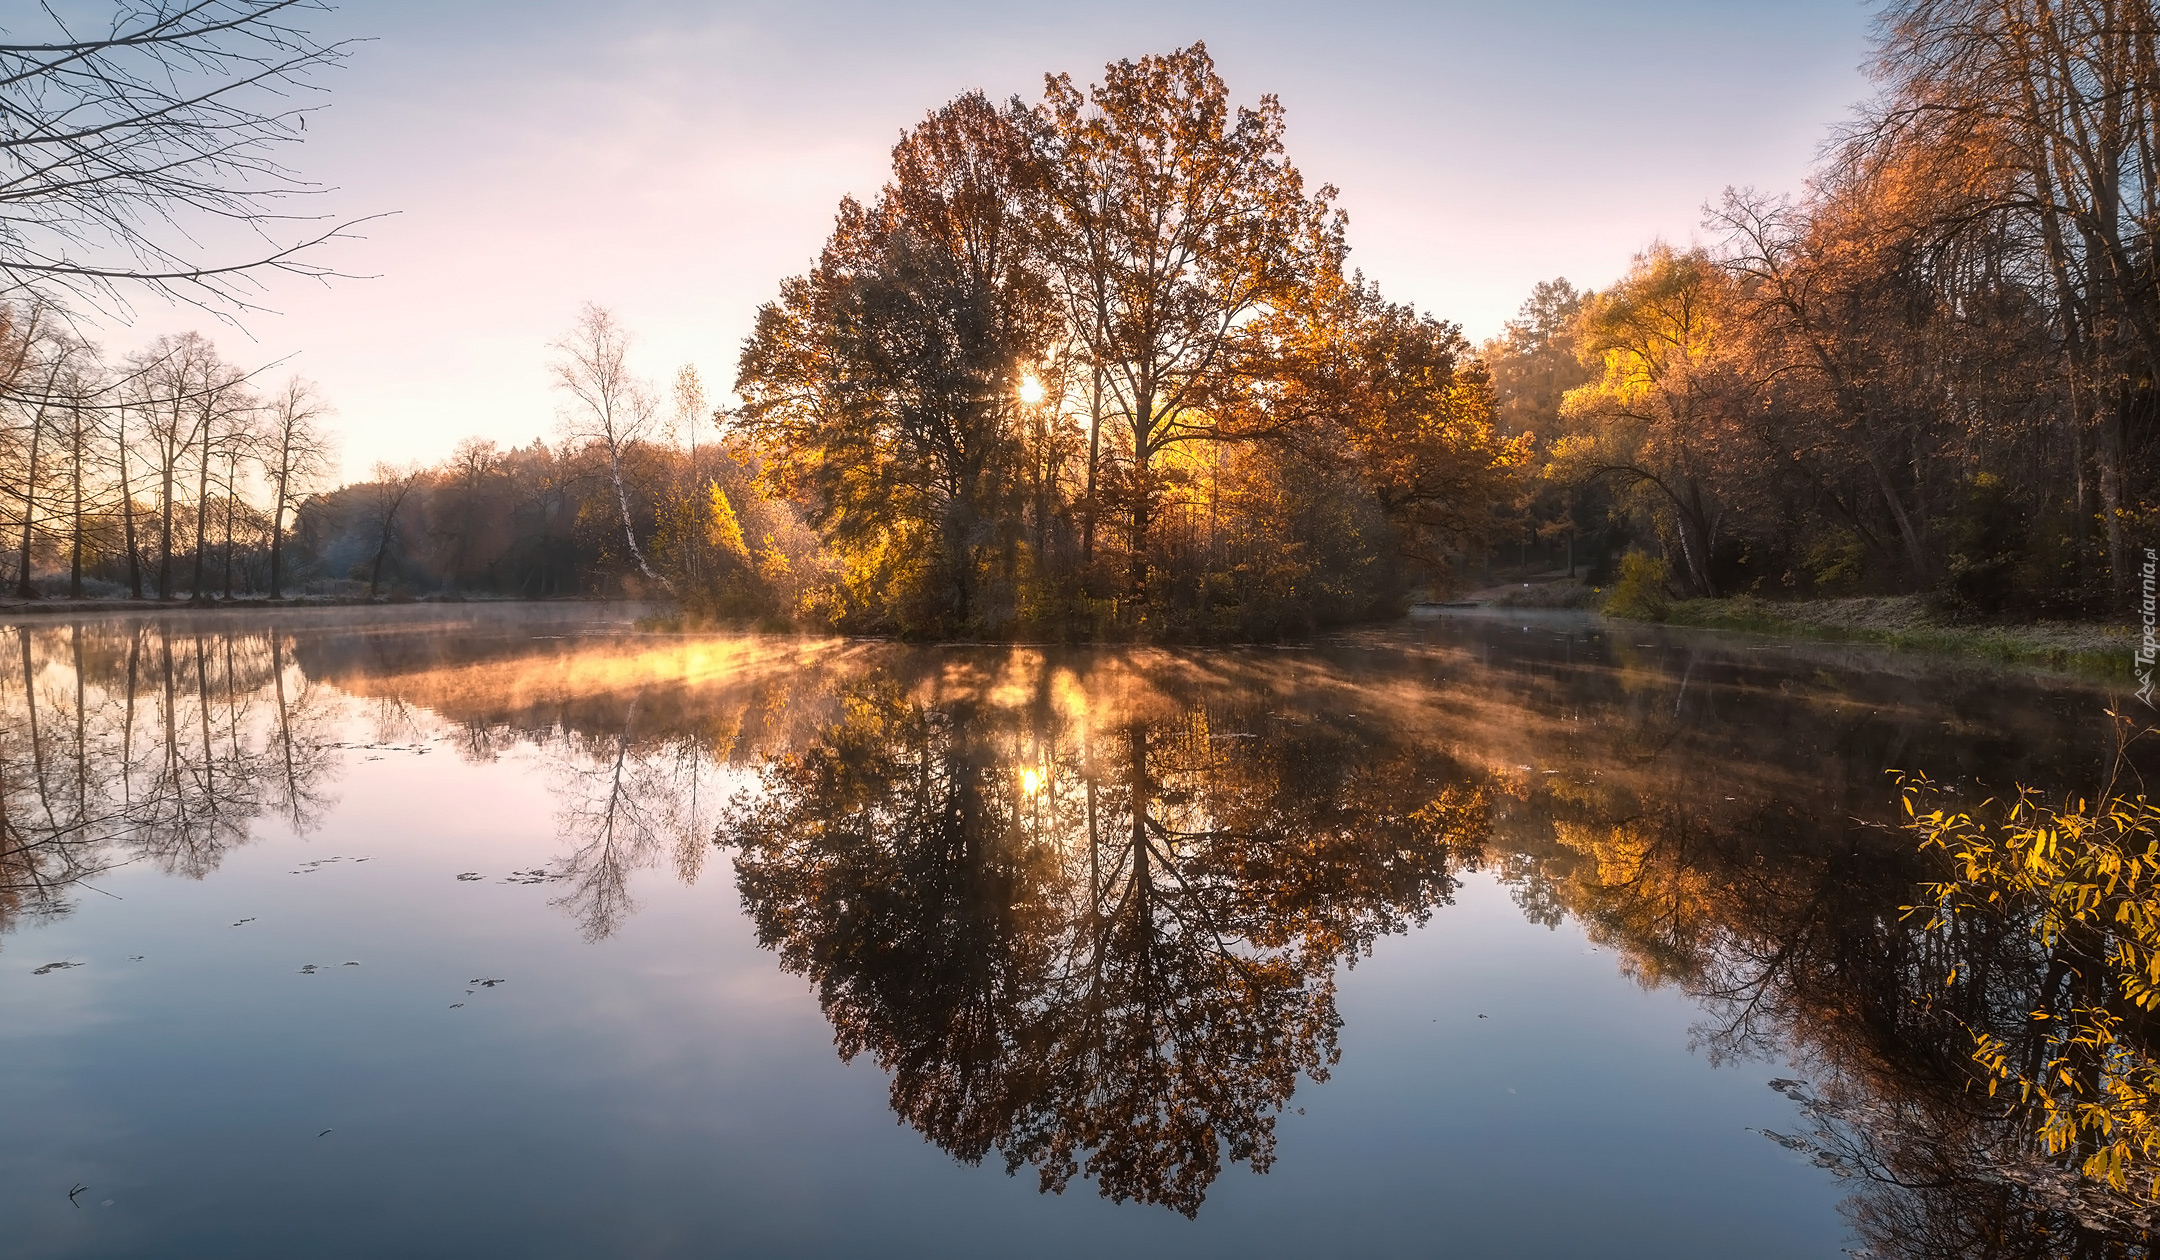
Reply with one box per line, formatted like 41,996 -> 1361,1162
541,703 -> 728,941
0,623 -> 342,932
726,678 -> 1488,1215
14,610 -> 2139,1246
282,616 -> 832,942
1516,780 -> 2160,1256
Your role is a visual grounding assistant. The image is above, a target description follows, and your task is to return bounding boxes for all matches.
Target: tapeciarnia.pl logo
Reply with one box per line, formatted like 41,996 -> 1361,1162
2140,547 -> 2158,708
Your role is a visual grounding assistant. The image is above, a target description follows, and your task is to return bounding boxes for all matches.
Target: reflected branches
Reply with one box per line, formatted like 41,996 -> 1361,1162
0,621 -> 343,931
0,607 -> 2146,1252
724,671 -> 1489,1214
542,704 -> 727,941
1506,766 -> 2160,1254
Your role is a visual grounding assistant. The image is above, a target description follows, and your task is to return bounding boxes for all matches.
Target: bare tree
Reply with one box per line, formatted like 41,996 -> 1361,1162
187,354 -> 253,602
0,305 -> 81,597
215,410 -> 257,597
0,0 -> 366,315
55,348 -> 107,599
129,333 -> 216,599
433,436 -> 499,594
671,364 -> 705,459
361,461 -> 419,599
551,304 -> 667,591
258,375 -> 331,598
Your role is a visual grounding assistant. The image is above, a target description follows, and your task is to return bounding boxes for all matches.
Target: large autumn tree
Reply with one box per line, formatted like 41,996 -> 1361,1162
1031,43 -> 1343,604
1552,246 -> 1757,597
729,47 -> 1522,638
1253,270 -> 1529,570
738,92 -> 1058,634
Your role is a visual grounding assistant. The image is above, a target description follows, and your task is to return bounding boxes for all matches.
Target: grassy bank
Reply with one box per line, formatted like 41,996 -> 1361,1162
1646,594 -> 2132,677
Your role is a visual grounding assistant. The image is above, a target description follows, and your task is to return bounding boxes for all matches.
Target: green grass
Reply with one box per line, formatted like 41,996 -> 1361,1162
1628,594 -> 2133,678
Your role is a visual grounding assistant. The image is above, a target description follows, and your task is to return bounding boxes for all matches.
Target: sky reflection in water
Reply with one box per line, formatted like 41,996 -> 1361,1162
0,606 -> 2130,1258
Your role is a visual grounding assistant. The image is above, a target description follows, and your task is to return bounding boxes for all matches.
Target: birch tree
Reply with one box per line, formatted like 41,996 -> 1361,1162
551,305 -> 666,592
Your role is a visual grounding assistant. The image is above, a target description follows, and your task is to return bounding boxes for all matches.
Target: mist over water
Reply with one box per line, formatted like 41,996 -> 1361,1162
0,606 -> 2132,1257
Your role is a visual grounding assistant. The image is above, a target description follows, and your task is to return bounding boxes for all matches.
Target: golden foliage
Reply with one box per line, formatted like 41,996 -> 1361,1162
707,481 -> 749,562
1905,774 -> 2160,1195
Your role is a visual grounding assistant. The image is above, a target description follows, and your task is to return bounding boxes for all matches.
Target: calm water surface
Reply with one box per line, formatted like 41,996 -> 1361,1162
0,606 -> 2130,1257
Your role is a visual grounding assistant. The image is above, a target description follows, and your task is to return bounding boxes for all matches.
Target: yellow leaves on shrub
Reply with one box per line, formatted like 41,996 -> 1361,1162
1903,772 -> 2160,1194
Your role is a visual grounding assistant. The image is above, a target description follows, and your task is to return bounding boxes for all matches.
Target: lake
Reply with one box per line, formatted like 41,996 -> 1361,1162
0,605 -> 2138,1258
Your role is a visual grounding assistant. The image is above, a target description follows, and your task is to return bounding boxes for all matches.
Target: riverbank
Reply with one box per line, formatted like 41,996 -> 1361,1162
1436,578 -> 2132,676
0,593 -> 606,620
1651,594 -> 2130,676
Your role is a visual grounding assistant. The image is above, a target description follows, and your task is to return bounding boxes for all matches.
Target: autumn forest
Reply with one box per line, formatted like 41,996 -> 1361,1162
16,4 -> 2160,1253
4,3 -> 2157,639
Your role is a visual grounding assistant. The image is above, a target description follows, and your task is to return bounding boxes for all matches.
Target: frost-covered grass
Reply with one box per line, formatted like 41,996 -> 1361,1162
1643,593 -> 2131,676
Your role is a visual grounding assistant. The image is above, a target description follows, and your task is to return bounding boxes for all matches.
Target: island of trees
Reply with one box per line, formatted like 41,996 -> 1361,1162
2,4 -> 2155,639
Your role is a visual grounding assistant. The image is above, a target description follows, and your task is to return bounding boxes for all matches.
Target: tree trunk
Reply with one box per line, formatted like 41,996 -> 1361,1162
68,413 -> 82,599
157,441 -> 175,600
17,407 -> 42,599
606,444 -> 667,591
221,454 -> 236,599
268,468 -> 288,601
1127,490 -> 1150,606
2099,386 -> 2129,598
1125,388 -> 1156,607
369,516 -> 394,599
190,425 -> 211,602
1673,485 -> 1717,598
1082,363 -> 1104,565
117,411 -> 143,599
1865,452 -> 1931,585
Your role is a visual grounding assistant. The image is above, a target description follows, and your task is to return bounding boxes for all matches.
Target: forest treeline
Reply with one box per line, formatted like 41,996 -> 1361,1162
3,2 -> 2155,633
1497,0 -> 2160,615
0,43 -> 1523,639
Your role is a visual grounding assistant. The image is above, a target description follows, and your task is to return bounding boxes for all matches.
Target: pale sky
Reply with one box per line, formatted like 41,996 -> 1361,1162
85,0 -> 1876,478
